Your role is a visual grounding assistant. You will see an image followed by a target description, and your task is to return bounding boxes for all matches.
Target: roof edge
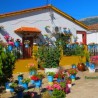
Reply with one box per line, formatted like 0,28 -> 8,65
50,5 -> 89,30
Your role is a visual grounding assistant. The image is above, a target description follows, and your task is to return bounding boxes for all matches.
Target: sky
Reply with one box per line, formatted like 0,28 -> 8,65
0,0 -> 98,20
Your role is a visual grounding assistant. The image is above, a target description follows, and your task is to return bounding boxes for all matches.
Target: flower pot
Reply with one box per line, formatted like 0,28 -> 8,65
45,67 -> 60,74
30,80 -> 35,85
5,82 -> 11,91
10,87 -> 14,92
47,76 -> 53,82
77,63 -> 85,71
29,71 -> 36,76
22,83 -> 28,90
86,62 -> 90,67
18,76 -> 23,85
35,80 -> 42,88
17,91 -> 23,98
70,74 -> 76,80
8,45 -> 13,51
25,44 -> 29,48
15,41 -> 20,47
57,78 -> 62,83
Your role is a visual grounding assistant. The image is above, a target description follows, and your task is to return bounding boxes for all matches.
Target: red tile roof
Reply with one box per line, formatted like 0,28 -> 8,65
88,24 -> 98,30
14,27 -> 41,33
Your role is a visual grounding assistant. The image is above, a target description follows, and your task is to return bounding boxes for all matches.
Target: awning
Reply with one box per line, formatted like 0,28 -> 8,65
14,27 -> 41,34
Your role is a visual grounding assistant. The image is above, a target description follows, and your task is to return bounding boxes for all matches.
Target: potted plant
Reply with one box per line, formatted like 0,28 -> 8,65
17,73 -> 23,85
67,68 -> 78,82
9,82 -> 18,92
28,63 -> 37,76
46,72 -> 55,83
31,74 -> 43,88
21,78 -> 30,90
54,71 -> 65,83
35,46 -> 61,73
14,39 -> 21,47
51,89 -> 66,98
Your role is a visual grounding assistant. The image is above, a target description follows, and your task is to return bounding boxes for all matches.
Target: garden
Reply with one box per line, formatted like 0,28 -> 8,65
0,34 -> 97,98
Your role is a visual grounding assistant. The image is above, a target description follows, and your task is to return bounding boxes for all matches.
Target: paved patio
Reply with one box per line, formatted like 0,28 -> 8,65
1,67 -> 98,98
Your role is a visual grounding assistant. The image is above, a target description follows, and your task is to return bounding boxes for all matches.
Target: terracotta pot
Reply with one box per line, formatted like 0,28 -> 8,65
77,63 -> 85,71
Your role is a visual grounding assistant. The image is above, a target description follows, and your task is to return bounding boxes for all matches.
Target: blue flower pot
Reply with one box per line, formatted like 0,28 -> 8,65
18,76 -> 23,85
15,41 -> 20,47
22,83 -> 28,90
25,44 -> 29,48
30,80 -> 35,85
17,91 -> 23,98
47,76 -> 53,82
10,87 -> 14,92
35,80 -> 42,88
70,74 -> 76,80
86,62 -> 90,67
89,63 -> 95,69
57,78 -> 61,83
29,71 -> 36,76
8,45 -> 13,51
5,82 -> 10,90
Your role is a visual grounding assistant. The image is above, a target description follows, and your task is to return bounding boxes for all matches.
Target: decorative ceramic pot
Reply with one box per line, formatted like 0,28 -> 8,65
35,80 -> 42,88
22,83 -> 28,90
47,76 -> 54,82
77,63 -> 85,71
18,76 -> 23,85
15,41 -> 20,47
8,45 -> 13,51
29,70 -> 36,76
5,82 -> 11,91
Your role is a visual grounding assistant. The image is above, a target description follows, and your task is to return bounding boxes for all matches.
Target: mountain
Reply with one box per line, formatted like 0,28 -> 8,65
80,16 -> 98,25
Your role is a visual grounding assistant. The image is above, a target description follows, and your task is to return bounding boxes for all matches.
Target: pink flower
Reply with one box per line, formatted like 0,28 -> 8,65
8,41 -> 14,46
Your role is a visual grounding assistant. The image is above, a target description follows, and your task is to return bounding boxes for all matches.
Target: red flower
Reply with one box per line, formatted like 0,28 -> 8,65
31,75 -> 39,81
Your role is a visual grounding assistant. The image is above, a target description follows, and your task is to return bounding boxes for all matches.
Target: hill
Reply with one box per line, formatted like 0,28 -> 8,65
80,16 -> 98,25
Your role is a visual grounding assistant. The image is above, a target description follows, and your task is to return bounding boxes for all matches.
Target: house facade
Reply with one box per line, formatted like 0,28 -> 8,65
0,5 -> 88,59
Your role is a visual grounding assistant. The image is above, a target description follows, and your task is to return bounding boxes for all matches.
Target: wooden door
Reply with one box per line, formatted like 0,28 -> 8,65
23,37 -> 33,58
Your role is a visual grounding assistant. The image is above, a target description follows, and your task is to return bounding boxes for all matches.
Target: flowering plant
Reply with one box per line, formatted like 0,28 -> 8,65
28,63 -> 37,72
22,78 -> 30,83
46,83 -> 62,91
46,72 -> 55,76
31,73 -> 44,81
9,82 -> 18,88
54,70 -> 65,79
31,75 -> 39,81
4,34 -> 10,41
67,68 -> 78,75
15,39 -> 21,42
24,40 -> 30,44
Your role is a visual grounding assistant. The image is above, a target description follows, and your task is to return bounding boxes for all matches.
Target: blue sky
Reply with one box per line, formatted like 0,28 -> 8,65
0,0 -> 98,20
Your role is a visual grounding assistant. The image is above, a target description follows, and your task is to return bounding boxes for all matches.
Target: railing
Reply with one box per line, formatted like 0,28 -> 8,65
87,44 -> 98,56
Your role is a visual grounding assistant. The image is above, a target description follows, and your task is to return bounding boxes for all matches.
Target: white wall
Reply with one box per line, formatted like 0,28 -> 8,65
0,8 -> 87,44
87,32 -> 98,44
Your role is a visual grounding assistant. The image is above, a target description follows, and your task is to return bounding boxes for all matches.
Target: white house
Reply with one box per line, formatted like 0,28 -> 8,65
0,5 -> 88,58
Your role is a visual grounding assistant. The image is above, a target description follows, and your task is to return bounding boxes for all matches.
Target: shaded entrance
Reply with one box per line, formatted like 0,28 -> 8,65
14,27 -> 41,58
